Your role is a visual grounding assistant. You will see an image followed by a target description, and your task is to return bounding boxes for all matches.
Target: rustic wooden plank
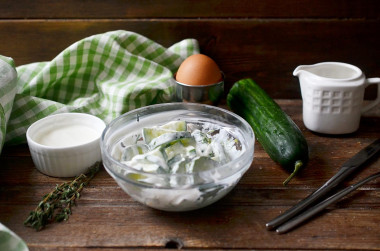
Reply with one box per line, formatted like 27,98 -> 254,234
0,100 -> 379,250
1,204 -> 380,250
0,20 -> 379,98
1,0 -> 379,19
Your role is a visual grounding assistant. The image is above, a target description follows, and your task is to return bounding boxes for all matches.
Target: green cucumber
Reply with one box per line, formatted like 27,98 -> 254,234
227,78 -> 309,185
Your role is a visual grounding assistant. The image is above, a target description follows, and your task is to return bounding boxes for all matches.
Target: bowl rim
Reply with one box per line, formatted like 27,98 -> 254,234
101,102 -> 255,187
26,112 -> 106,150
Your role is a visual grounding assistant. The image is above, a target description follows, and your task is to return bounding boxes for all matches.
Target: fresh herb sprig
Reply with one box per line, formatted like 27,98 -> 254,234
24,162 -> 100,231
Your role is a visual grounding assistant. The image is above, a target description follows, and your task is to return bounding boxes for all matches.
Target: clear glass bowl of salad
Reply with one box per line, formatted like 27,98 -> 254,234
101,103 -> 255,211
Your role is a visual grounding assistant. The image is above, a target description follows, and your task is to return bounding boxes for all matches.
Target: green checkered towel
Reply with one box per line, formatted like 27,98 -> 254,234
0,55 -> 17,152
0,30 -> 199,153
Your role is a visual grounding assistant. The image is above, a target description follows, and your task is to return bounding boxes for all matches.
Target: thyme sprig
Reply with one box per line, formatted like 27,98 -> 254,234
24,162 -> 100,231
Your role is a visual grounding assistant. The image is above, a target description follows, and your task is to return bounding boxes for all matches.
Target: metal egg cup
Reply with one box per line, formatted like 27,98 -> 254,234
174,72 -> 225,105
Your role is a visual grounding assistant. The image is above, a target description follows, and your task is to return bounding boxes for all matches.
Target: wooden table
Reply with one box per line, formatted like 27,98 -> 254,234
1,100 -> 379,250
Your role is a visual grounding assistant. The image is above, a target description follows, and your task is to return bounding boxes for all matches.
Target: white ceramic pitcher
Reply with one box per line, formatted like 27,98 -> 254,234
294,62 -> 380,134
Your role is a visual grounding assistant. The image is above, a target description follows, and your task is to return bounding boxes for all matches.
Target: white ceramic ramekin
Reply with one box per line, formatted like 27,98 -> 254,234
26,113 -> 106,177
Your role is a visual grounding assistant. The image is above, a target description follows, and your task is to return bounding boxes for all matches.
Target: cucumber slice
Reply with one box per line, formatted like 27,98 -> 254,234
192,129 -> 211,145
191,129 -> 217,159
143,128 -> 176,144
164,138 -> 196,161
143,121 -> 187,144
127,172 -> 147,181
160,120 -> 187,131
177,137 -> 196,147
209,141 -> 229,163
187,156 -> 219,173
149,131 -> 191,149
121,144 -> 149,161
168,155 -> 188,174
123,148 -> 168,173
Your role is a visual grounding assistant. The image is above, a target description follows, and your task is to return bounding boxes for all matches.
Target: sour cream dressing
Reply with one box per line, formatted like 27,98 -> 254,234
35,124 -> 100,147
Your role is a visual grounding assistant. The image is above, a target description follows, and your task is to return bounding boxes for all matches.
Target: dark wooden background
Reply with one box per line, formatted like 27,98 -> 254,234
1,1 -> 380,250
1,0 -> 379,98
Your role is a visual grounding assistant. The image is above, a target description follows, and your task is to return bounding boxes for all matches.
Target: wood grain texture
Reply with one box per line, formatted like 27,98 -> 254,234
0,19 -> 379,98
1,100 -> 379,250
1,0 -> 379,18
1,0 -> 379,98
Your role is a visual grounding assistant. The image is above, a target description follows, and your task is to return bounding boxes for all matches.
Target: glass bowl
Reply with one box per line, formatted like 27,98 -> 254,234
100,103 -> 255,211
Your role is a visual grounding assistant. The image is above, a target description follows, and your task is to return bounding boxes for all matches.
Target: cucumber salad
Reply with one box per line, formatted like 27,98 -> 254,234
107,115 -> 252,211
116,120 -> 241,177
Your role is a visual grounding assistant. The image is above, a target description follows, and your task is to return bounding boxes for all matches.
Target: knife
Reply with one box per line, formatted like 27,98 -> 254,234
266,138 -> 380,231
276,170 -> 380,234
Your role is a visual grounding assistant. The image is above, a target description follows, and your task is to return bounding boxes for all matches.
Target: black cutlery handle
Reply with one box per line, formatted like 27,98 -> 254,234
276,171 -> 380,234
266,138 -> 380,231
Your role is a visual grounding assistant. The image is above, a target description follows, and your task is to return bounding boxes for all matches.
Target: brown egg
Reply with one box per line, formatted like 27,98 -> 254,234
176,54 -> 222,86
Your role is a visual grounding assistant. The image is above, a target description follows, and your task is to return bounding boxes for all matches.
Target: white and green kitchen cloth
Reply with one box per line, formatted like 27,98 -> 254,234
0,30 -> 199,153
0,55 -> 17,152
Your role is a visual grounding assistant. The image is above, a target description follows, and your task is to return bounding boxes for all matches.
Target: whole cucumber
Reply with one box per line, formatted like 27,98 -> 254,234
227,78 -> 309,185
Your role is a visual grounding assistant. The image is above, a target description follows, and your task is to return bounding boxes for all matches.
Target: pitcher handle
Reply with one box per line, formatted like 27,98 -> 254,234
362,77 -> 380,113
